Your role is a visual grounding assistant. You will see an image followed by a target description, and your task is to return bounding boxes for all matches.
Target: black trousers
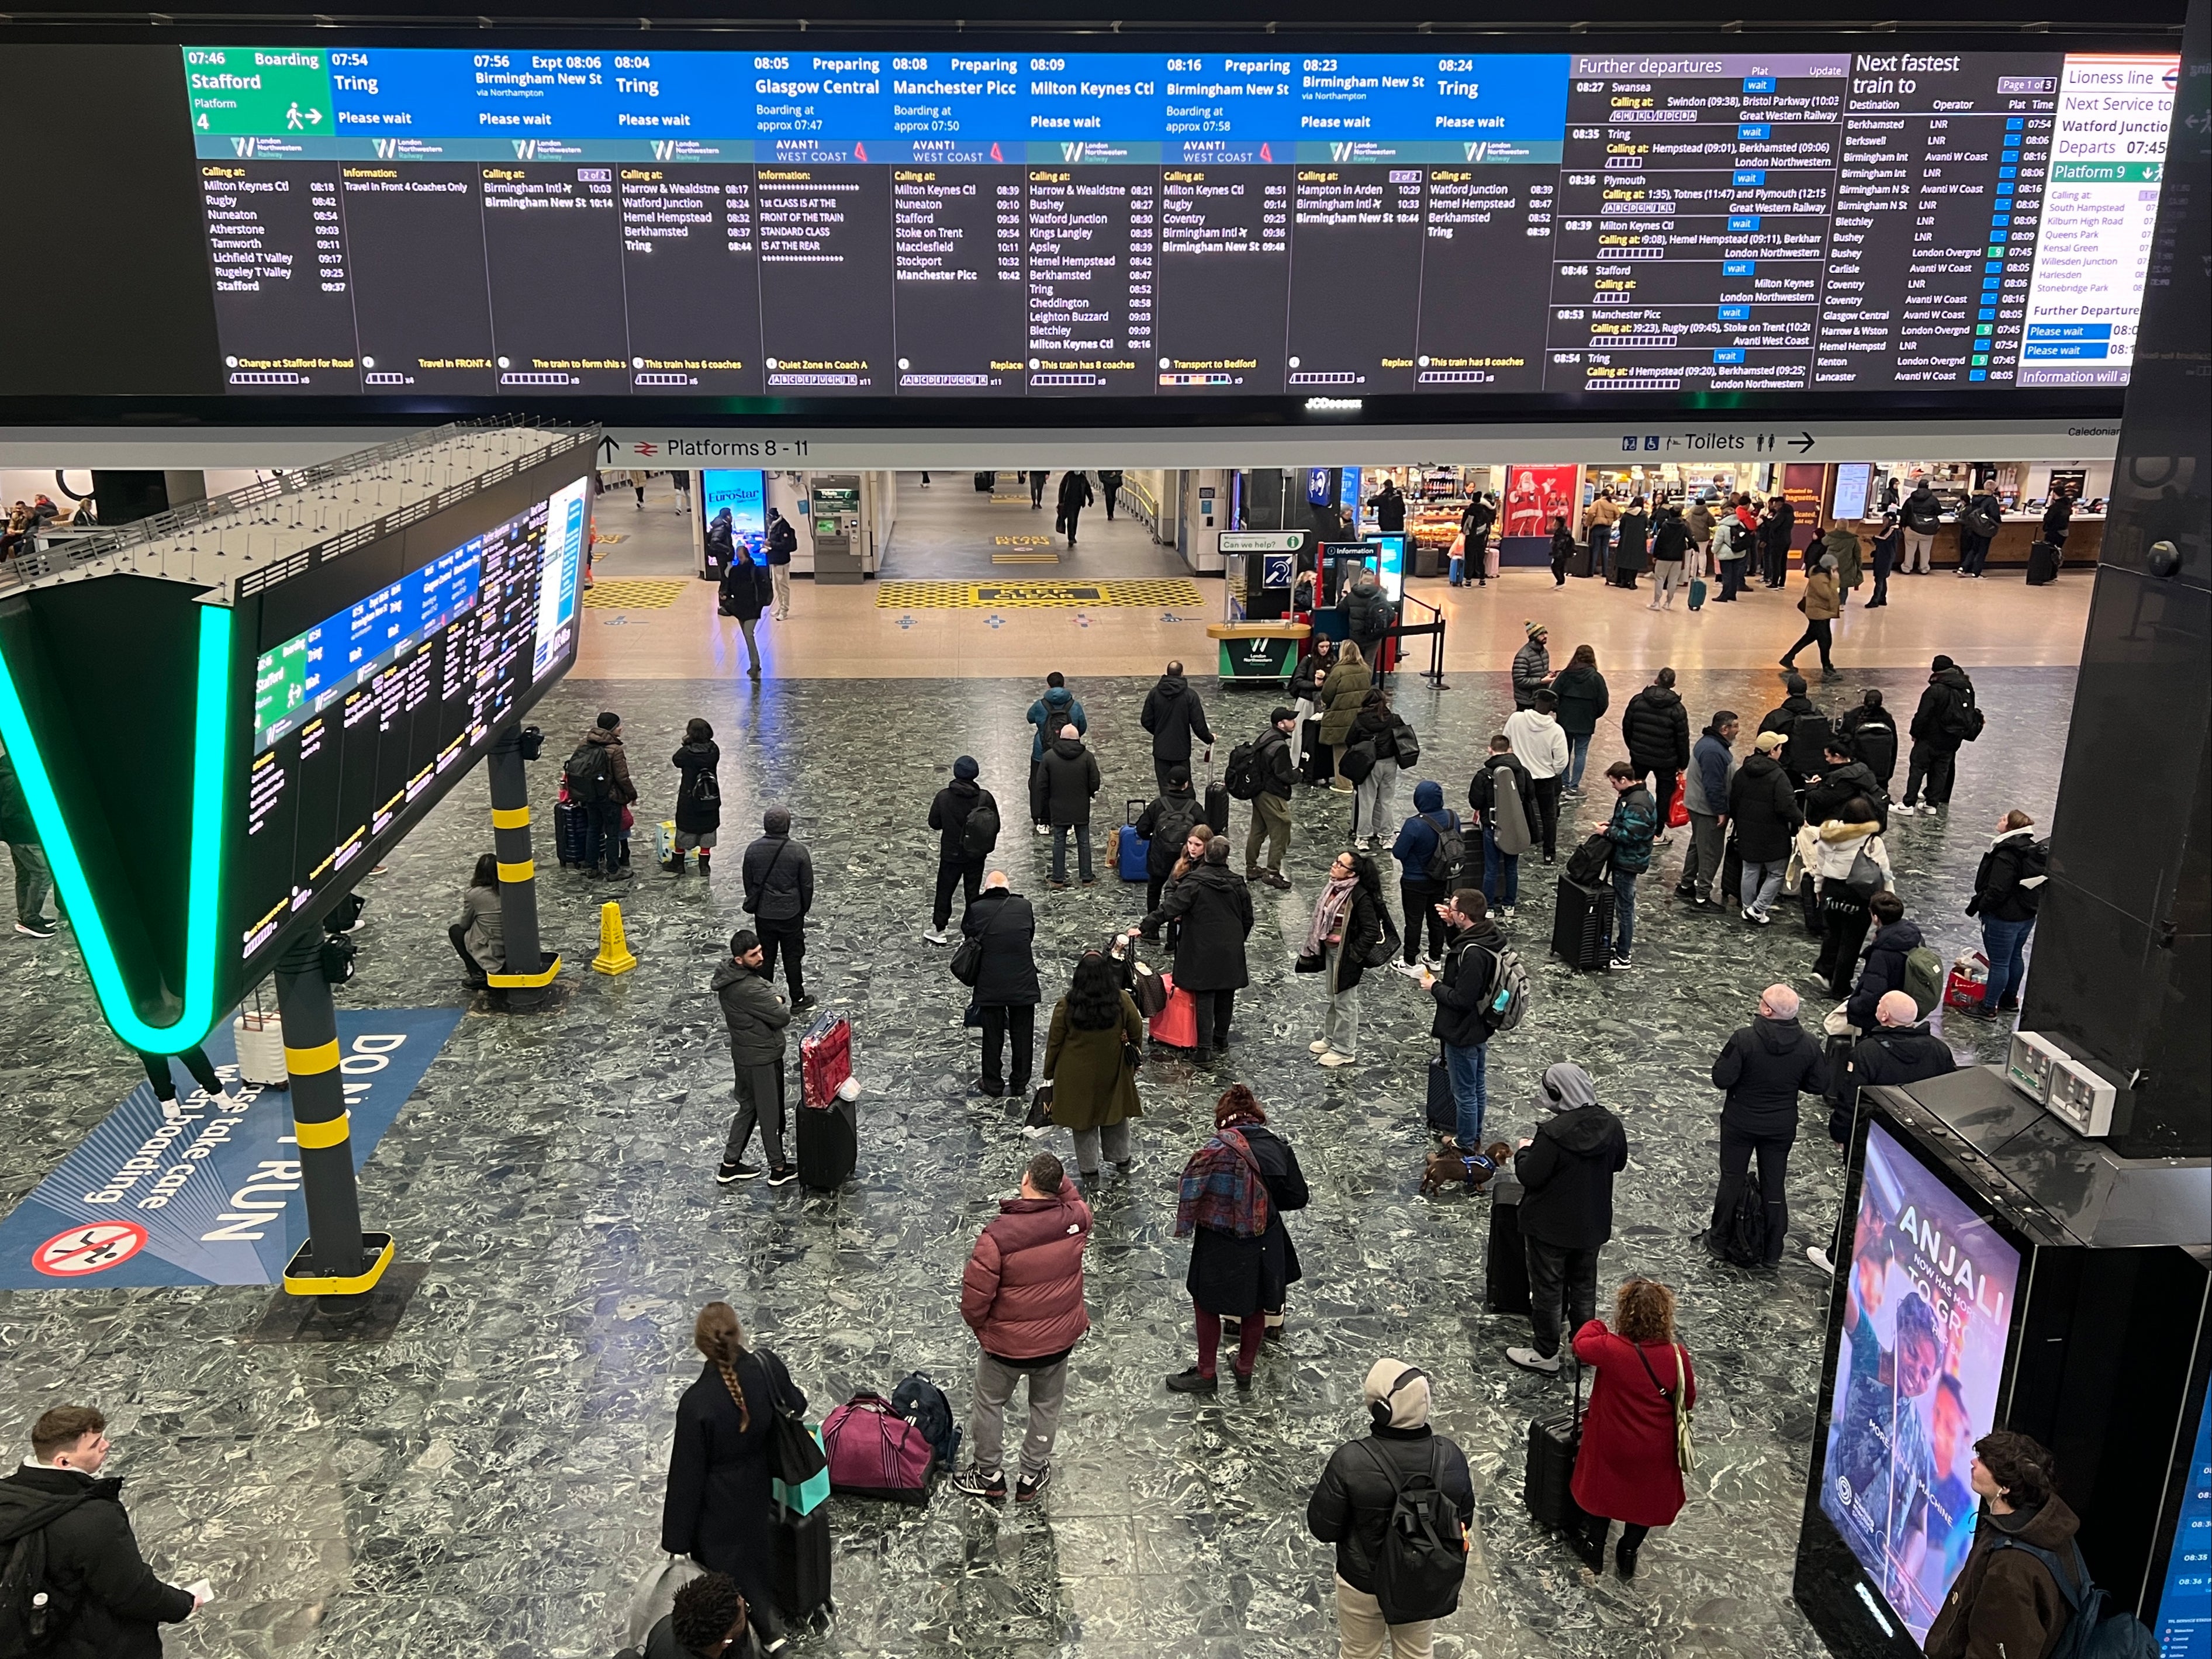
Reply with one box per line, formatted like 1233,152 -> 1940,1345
934,853 -> 983,929
1530,775 -> 1561,859
1712,1122 -> 1793,1267
980,1003 -> 1035,1093
1401,879 -> 1447,963
1869,547 -> 1890,604
449,923 -> 492,983
139,1045 -> 223,1102
1193,988 -> 1236,1053
1154,756 -> 1190,796
1524,1237 -> 1602,1360
1029,473 -> 1046,507
1063,506 -> 1082,545
1815,891 -> 1874,996
758,918 -> 807,1004
1642,769 -> 1679,831
1905,741 -> 1957,807
1782,619 -> 1834,670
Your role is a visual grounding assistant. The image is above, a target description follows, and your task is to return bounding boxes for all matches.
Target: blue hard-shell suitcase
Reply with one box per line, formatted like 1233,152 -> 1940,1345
1115,799 -> 1151,881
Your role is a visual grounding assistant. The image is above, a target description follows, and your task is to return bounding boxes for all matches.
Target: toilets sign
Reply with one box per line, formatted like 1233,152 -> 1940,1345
0,1008 -> 460,1289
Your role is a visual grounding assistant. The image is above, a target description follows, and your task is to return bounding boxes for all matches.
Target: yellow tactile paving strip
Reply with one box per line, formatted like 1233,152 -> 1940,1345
875,578 -> 1205,610
583,579 -> 690,610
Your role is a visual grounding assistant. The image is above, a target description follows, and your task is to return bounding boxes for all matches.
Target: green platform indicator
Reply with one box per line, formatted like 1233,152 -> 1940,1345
182,46 -> 333,137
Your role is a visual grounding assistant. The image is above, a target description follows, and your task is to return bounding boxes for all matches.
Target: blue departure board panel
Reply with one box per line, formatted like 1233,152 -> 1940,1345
180,44 -> 2178,397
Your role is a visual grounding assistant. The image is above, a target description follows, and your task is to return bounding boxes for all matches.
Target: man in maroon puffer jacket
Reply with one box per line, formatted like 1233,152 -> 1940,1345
951,1151 -> 1093,1504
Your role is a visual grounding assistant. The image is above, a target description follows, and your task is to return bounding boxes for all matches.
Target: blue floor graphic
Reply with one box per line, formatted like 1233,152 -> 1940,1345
0,1008 -> 461,1289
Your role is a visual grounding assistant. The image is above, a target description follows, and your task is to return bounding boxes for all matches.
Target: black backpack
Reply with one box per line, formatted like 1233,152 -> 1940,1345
1723,1167 -> 1771,1267
1943,681 -> 1986,742
1390,720 -> 1422,769
1223,739 -> 1262,800
687,765 -> 721,809
563,741 -> 613,803
0,1487 -> 93,1654
889,1372 -> 962,1474
960,794 -> 1000,858
1420,813 -> 1466,886
1357,1440 -> 1468,1624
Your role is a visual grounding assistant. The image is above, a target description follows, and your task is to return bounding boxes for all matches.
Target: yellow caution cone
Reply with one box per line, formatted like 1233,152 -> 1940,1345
591,900 -> 638,975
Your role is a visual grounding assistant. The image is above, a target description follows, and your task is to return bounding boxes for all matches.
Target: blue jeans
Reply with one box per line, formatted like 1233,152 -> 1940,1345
1563,733 -> 1593,790
1612,869 -> 1639,959
1483,824 -> 1520,905
1982,916 -> 2034,1009
1445,1041 -> 1488,1149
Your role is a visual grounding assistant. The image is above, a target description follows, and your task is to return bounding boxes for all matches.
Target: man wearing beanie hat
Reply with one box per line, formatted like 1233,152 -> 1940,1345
1900,654 -> 1976,815
1511,622 -> 1553,711
712,929 -> 798,1186
742,805 -> 816,1012
1308,1358 -> 1474,1655
572,710 -> 638,880
1506,1064 -> 1629,1375
1240,708 -> 1298,889
927,756 -> 999,943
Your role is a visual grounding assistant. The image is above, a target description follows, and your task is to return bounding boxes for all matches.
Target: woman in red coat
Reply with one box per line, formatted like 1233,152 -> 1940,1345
1571,1277 -> 1696,1580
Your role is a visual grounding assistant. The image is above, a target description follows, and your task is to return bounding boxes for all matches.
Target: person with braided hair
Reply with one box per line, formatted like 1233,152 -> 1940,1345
661,1303 -> 806,1652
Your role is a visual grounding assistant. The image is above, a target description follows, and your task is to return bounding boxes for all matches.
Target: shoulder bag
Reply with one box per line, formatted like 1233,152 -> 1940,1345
746,1352 -> 828,1488
1633,1341 -> 1697,1475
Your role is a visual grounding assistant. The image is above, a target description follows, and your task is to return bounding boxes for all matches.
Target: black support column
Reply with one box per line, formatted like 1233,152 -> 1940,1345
2022,0 -> 2210,1157
274,929 -> 388,1296
485,723 -> 558,1010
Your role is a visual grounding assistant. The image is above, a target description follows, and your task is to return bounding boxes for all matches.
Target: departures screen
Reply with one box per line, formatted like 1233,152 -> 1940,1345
239,475 -> 586,973
179,44 -> 2178,399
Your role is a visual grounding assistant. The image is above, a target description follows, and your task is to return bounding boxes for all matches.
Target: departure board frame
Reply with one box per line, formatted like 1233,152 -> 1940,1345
0,430 -> 594,1055
0,29 -> 2181,425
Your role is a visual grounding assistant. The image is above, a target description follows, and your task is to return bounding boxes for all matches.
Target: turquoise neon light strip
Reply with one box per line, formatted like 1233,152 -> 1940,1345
0,604 -> 231,1055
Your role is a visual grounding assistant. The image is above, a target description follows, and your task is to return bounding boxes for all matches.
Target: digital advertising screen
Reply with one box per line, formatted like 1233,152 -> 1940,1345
1822,1120 -> 2024,1644
2156,1375 -> 2212,1659
156,42 -> 2178,402
237,474 -> 589,976
700,469 -> 769,560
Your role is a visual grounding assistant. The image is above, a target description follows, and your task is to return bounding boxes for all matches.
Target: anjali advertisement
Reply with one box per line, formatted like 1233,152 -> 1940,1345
1822,1121 -> 2022,1642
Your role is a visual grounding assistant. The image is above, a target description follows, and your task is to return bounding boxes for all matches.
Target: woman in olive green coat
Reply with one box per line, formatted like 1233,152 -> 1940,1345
1043,952 -> 1146,1180
1315,641 -> 1373,794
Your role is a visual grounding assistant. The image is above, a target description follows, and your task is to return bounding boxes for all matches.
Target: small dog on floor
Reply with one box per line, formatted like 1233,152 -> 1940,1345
1420,1141 -> 1515,1195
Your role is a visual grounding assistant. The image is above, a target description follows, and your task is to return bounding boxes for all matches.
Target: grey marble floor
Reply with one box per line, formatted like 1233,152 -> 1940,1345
0,663 -> 2074,1659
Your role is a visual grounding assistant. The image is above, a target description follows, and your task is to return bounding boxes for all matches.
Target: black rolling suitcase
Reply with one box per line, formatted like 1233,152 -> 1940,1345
1203,776 -> 1232,843
1525,1363 -> 1592,1534
2026,539 -> 2060,585
1425,1049 -> 1457,1136
1486,1195 -> 1532,1316
773,1502 -> 832,1619
1302,718 -> 1335,787
973,470 -> 994,493
1550,876 -> 1614,970
797,1097 -> 857,1190
553,800 -> 588,867
1568,542 -> 1594,579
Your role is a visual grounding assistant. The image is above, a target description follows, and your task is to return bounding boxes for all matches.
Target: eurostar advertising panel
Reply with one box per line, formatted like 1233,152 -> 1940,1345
700,468 -> 769,559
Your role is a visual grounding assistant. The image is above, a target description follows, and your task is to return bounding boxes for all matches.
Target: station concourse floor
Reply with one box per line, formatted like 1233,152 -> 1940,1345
0,471 -> 2091,1659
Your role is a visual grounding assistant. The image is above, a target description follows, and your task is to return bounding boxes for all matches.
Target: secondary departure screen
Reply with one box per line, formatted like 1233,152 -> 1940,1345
181,44 -> 2176,398
237,476 -> 587,975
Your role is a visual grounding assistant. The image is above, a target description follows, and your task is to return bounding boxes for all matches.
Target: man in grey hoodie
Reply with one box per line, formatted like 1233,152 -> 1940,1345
742,806 -> 815,1012
714,929 -> 797,1187
1505,1063 -> 1630,1375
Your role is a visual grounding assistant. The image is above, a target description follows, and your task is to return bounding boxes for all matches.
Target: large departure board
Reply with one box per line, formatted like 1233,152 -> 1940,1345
178,43 -> 2177,399
237,475 -> 586,977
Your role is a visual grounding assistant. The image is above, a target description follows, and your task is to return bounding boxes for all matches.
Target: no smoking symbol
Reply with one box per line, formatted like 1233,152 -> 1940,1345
34,1222 -> 148,1277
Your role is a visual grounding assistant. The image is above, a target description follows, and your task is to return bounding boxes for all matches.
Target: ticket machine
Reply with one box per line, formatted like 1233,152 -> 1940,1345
808,475 -> 865,585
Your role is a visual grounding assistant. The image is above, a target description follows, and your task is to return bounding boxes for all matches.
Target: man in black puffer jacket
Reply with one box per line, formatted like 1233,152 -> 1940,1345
1902,655 -> 1976,814
1505,1062 -> 1630,1377
1843,892 -> 1921,1032
1704,984 -> 1826,1267
1308,1359 -> 1475,1654
1804,738 -> 1889,830
0,1405 -> 201,1659
1620,666 -> 1691,839
925,755 -> 998,943
1139,661 -> 1215,795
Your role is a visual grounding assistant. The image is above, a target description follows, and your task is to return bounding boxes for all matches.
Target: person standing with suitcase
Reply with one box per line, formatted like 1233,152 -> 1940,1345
1505,1064 -> 1629,1378
1568,1278 -> 1696,1580
714,931 -> 797,1188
